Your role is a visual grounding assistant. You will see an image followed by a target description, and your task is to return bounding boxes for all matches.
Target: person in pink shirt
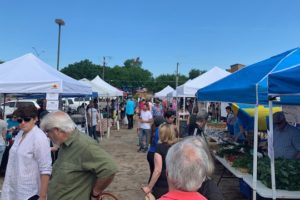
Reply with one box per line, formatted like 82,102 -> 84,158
159,137 -> 208,200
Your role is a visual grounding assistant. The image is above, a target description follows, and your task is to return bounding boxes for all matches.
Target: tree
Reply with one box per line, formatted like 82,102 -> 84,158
106,59 -> 153,93
124,57 -> 142,68
152,74 -> 188,92
0,60 -> 4,64
188,68 -> 207,79
61,59 -> 100,80
60,57 -> 191,93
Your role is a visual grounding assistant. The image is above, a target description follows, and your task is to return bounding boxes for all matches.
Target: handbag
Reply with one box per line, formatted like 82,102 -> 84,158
145,192 -> 156,200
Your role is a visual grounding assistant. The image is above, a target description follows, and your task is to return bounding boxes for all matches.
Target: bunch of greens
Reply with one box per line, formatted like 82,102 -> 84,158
232,155 -> 252,169
216,142 -> 249,158
252,157 -> 300,190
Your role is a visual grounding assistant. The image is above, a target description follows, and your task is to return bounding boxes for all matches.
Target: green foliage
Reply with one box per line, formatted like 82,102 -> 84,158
188,68 -> 206,79
232,155 -> 252,168
60,57 -> 189,93
61,59 -> 100,80
152,74 -> 188,92
253,157 -> 300,190
124,58 -> 142,68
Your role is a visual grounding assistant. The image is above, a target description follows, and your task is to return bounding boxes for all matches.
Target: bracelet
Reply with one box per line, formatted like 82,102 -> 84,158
90,191 -> 100,198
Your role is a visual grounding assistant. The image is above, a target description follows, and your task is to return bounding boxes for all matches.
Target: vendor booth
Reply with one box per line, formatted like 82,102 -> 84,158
91,76 -> 123,97
176,66 -> 230,97
197,47 -> 300,200
154,85 -> 174,99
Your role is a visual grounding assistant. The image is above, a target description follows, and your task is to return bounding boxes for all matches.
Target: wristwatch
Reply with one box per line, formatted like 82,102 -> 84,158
90,190 -> 100,198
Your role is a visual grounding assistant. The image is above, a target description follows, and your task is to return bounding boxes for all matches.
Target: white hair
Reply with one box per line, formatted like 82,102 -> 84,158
184,136 -> 215,177
166,137 -> 209,192
40,111 -> 76,133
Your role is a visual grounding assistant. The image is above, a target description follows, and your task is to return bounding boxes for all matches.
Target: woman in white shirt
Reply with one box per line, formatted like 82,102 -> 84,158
1,105 -> 52,200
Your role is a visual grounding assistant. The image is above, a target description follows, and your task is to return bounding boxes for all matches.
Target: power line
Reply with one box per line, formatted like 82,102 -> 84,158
108,80 -> 186,83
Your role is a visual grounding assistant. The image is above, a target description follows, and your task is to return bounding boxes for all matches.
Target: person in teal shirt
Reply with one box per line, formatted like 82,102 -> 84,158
125,96 -> 136,129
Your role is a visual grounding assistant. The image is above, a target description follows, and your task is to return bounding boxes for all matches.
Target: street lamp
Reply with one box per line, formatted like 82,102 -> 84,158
55,18 -> 65,70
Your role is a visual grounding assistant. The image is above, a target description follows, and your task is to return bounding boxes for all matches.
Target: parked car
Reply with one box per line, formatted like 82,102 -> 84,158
61,98 -> 78,114
1,100 -> 40,116
72,97 -> 90,109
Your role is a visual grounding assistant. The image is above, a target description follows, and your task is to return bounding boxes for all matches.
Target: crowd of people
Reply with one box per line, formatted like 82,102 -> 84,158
0,96 -> 300,200
0,100 -> 118,200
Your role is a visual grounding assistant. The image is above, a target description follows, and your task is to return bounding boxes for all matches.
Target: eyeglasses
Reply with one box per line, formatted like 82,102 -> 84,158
44,128 -> 57,135
17,117 -> 32,123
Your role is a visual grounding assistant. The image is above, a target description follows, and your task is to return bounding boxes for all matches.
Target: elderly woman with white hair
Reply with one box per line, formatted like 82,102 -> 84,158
159,136 -> 223,200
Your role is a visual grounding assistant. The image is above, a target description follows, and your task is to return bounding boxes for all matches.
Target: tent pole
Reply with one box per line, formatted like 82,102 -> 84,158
3,94 -> 6,120
84,101 -> 88,134
268,100 -> 276,199
252,85 -> 259,200
183,96 -> 186,113
252,105 -> 258,200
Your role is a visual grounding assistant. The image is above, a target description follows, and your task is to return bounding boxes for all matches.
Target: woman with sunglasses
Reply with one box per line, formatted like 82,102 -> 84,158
1,105 -> 52,200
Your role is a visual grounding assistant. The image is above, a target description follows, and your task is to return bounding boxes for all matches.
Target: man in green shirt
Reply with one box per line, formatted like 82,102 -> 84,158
40,111 -> 118,200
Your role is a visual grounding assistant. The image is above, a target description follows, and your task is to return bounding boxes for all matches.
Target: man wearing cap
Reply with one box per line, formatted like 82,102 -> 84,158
273,111 -> 300,159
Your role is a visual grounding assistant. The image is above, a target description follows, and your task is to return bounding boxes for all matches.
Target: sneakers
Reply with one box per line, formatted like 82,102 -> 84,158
142,148 -> 148,153
137,147 -> 148,153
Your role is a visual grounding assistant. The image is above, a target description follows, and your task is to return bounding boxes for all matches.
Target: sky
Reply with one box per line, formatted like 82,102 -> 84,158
1,0 -> 300,77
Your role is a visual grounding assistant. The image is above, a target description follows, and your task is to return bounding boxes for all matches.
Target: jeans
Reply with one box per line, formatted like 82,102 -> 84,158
0,144 -> 5,164
139,128 -> 151,150
88,125 -> 98,141
127,114 -> 134,129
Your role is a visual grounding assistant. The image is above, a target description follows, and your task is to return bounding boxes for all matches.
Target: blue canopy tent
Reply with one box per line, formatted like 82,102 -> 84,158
269,64 -> 300,97
197,47 -> 300,200
267,64 -> 300,199
197,47 -> 300,105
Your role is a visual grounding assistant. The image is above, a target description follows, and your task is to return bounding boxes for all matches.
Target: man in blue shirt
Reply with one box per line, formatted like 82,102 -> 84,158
125,96 -> 135,129
273,111 -> 300,159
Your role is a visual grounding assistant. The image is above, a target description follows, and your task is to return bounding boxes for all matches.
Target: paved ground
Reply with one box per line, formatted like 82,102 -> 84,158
101,125 -> 248,200
0,124 -> 248,200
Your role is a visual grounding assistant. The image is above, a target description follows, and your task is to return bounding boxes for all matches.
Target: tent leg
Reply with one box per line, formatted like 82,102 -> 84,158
3,94 -> 6,120
117,120 -> 120,131
107,127 -> 110,138
252,105 -> 258,200
268,100 -> 277,199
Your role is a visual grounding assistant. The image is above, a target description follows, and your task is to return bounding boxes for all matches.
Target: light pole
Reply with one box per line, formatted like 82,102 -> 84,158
55,18 -> 65,71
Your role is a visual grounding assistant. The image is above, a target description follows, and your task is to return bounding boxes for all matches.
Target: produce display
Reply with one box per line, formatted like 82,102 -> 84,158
254,157 -> 300,191
215,141 -> 300,191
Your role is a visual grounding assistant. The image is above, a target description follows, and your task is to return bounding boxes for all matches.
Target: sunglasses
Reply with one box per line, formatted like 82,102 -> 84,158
17,117 -> 32,123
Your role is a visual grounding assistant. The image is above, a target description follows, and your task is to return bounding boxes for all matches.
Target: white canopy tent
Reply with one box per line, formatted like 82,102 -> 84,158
0,53 -> 92,95
166,80 -> 192,99
176,66 -> 231,97
91,76 -> 123,97
154,85 -> 174,98
79,78 -> 111,97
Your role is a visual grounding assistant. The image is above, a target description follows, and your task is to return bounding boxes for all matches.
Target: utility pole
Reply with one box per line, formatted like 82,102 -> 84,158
102,56 -> 112,81
102,56 -> 106,80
